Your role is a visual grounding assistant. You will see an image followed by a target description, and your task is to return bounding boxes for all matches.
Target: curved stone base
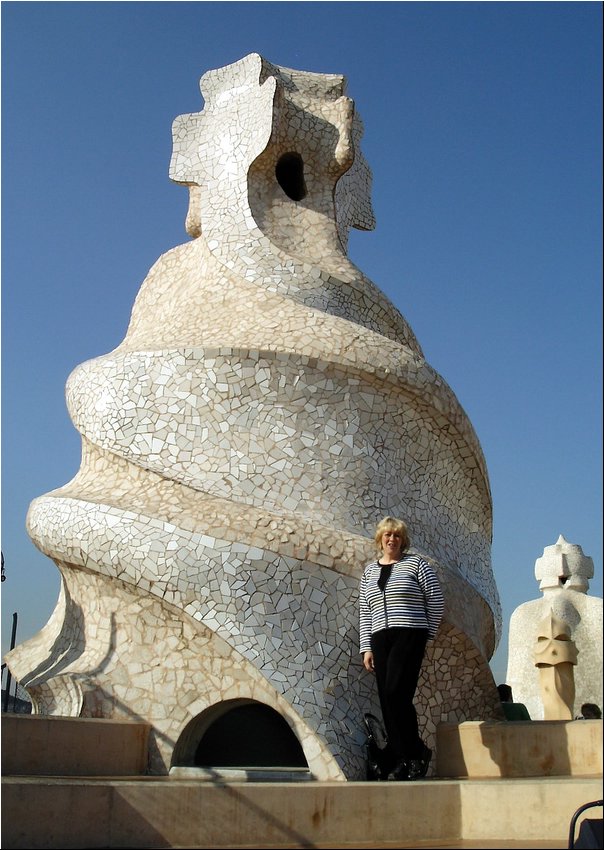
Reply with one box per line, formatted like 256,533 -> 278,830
6,564 -> 350,780
6,556 -> 502,780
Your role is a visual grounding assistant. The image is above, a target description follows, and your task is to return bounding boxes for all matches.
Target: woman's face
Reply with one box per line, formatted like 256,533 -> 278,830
381,529 -> 402,559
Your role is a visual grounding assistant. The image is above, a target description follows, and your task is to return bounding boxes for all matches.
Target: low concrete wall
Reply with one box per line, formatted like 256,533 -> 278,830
3,775 -> 602,848
436,719 -> 603,778
1,714 -> 151,776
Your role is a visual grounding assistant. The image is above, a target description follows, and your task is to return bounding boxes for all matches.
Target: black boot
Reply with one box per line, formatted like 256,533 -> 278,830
387,759 -> 409,781
406,743 -> 432,780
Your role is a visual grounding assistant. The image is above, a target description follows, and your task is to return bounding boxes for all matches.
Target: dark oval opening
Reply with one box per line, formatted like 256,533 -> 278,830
275,152 -> 307,201
195,702 -> 308,768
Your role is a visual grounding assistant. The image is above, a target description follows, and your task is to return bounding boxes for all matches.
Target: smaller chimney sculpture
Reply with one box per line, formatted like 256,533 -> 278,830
507,535 -> 602,720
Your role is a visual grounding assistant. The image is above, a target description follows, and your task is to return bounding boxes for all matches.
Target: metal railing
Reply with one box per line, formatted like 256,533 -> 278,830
2,611 -> 32,713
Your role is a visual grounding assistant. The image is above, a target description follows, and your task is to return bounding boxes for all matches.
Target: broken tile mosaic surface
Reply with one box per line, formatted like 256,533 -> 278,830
7,54 -> 502,780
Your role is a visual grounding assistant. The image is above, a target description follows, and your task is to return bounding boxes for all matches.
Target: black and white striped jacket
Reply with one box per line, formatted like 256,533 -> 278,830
359,554 -> 444,653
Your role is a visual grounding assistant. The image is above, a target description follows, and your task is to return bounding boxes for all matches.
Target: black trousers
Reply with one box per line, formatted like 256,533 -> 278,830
370,627 -> 428,765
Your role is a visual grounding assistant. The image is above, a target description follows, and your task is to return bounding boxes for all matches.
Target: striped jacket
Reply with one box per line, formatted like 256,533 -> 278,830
359,554 -> 444,653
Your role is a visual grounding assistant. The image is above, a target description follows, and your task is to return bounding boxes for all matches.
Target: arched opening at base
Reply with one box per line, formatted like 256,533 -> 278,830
195,701 -> 308,768
172,699 -> 309,770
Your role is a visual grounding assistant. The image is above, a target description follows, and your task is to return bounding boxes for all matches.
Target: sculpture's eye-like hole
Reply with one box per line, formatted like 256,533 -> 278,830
275,152 -> 307,201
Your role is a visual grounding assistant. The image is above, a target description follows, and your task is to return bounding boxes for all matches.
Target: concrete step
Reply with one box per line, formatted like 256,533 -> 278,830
436,719 -> 603,778
169,765 -> 314,781
2,774 -> 602,849
1,714 -> 150,777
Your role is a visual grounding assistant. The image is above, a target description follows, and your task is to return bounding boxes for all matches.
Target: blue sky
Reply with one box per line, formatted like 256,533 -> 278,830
1,2 -> 602,687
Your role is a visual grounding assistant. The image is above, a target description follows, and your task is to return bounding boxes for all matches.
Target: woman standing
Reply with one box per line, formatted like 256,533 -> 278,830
360,516 -> 444,780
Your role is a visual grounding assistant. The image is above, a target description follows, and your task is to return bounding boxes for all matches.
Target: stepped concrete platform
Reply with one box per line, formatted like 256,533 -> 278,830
1,714 -> 602,849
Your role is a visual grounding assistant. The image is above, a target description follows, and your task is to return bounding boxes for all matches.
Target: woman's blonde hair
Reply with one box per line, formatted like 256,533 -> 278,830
374,516 -> 410,553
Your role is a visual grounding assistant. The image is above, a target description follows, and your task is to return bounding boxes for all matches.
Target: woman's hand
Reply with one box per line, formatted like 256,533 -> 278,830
363,651 -> 375,672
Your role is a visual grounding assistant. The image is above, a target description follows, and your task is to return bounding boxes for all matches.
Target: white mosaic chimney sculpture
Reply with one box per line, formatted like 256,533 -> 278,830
507,535 -> 602,720
7,54 -> 501,779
